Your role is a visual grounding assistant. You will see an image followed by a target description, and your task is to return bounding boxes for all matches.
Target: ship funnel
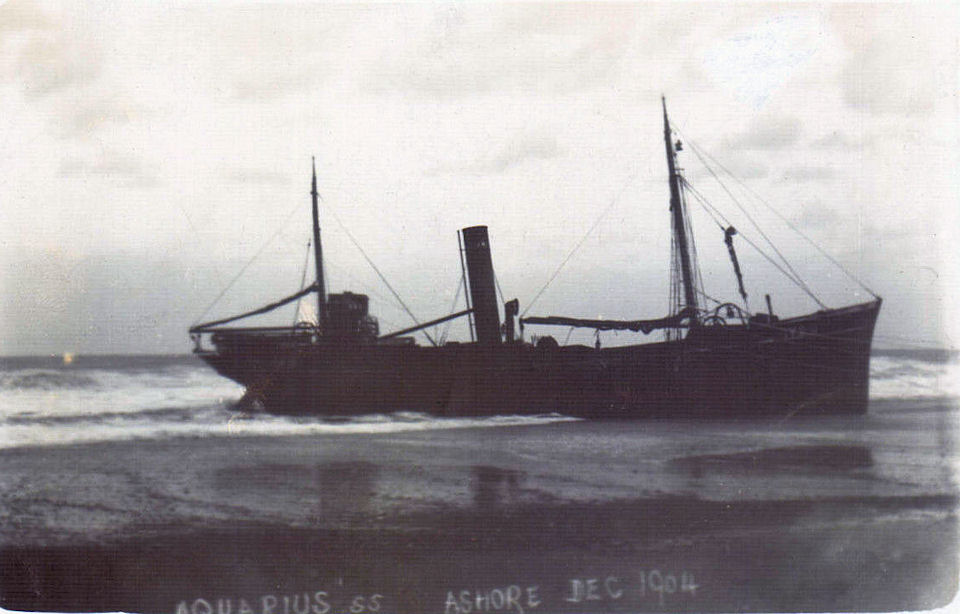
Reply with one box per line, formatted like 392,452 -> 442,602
460,226 -> 501,345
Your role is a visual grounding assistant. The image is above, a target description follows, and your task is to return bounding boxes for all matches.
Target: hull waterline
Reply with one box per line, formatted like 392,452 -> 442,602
199,299 -> 881,418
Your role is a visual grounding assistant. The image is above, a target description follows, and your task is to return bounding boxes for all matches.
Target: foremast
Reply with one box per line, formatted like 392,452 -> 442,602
662,97 -> 698,325
310,157 -> 327,319
518,100 -> 705,338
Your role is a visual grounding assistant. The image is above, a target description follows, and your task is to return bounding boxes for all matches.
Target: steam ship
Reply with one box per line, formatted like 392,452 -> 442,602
189,100 -> 881,418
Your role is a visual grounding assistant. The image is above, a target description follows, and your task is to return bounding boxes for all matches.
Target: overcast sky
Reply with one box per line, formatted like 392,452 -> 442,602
1,1 -> 957,355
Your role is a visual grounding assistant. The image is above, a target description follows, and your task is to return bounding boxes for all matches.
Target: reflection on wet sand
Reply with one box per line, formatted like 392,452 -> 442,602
671,445 -> 874,473
212,462 -> 549,521
472,466 -> 524,509
212,461 -> 381,523
313,462 -> 379,518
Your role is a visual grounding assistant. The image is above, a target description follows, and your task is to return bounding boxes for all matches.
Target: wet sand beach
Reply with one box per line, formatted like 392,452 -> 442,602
1,397 -> 957,613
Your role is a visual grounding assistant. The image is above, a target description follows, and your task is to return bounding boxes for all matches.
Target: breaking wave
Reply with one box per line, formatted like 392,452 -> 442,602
0,403 -> 576,449
0,356 -> 577,449
869,354 -> 960,399
0,370 -> 100,391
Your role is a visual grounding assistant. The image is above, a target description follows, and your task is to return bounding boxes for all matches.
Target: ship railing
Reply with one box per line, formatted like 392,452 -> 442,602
190,325 -> 318,354
519,307 -> 696,335
702,303 -> 752,328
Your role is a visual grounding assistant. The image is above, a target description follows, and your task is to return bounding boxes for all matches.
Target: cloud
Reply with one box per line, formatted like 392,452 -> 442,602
18,35 -> 98,97
58,149 -> 158,187
230,70 -> 323,102
834,6 -> 953,116
224,169 -> 292,186
1,250 -> 211,354
724,116 -> 802,150
430,130 -> 561,175
795,202 -> 839,230
0,0 -> 55,33
685,156 -> 769,183
840,42 -> 937,116
809,131 -> 871,151
366,4 -> 633,98
701,13 -> 823,109
58,97 -> 137,139
779,165 -> 835,183
142,4 -> 341,103
480,132 -> 561,173
1,1 -> 102,99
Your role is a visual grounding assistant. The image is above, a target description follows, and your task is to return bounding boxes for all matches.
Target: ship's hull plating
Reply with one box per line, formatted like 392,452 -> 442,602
199,300 -> 881,418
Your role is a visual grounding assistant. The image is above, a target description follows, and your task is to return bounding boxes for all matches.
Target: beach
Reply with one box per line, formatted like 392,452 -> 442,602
1,388 -> 957,613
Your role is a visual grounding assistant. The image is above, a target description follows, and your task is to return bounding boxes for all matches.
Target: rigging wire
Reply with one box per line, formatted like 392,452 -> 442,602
678,128 -> 877,299
680,184 -> 708,312
682,179 -> 824,305
667,226 -> 687,342
678,132 -> 826,309
695,287 -> 724,307
521,170 -> 639,318
680,178 -> 729,231
371,314 -> 404,333
440,274 -> 466,344
330,266 -> 415,319
292,239 -> 313,325
192,199 -> 304,326
323,203 -> 437,347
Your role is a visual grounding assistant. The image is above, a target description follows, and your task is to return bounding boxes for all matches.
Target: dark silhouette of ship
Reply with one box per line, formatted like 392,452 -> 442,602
190,100 -> 881,418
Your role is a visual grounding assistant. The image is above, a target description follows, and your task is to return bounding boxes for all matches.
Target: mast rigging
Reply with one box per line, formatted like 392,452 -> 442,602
662,97 -> 699,322
311,157 -> 327,319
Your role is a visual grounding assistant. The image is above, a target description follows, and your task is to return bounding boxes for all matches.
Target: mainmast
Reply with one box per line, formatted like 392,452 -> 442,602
662,97 -> 698,320
310,157 -> 327,317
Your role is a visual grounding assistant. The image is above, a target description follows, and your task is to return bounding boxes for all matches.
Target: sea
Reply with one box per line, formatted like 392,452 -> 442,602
0,349 -> 957,451
0,354 -> 583,449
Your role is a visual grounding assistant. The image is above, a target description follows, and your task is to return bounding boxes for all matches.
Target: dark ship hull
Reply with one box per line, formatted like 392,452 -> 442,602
191,102 -> 882,419
197,298 -> 880,418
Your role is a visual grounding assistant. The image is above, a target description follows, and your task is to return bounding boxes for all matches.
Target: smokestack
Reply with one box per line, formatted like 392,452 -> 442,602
460,226 -> 501,345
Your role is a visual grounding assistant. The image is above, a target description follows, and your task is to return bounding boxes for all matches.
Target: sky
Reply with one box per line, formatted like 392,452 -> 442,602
0,0 -> 957,355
